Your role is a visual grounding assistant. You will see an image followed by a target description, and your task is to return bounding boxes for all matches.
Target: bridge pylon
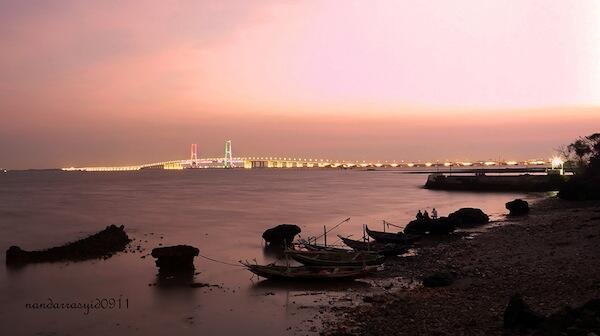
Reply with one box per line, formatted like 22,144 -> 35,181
224,140 -> 233,168
190,144 -> 199,167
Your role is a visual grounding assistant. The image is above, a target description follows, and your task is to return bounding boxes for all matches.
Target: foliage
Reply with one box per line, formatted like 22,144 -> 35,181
562,133 -> 600,176
558,132 -> 600,200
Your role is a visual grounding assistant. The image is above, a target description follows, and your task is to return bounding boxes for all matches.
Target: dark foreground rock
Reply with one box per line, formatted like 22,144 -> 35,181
503,294 -> 544,331
504,295 -> 600,335
536,298 -> 600,336
262,224 -> 301,246
6,224 -> 130,265
151,245 -> 199,273
448,207 -> 489,227
422,272 -> 455,288
506,199 -> 530,216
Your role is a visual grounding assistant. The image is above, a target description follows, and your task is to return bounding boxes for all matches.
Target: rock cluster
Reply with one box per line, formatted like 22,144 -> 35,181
403,208 -> 489,235
262,224 -> 301,247
448,208 -> 490,227
404,217 -> 456,235
506,199 -> 530,216
151,245 -> 199,274
5,224 -> 130,265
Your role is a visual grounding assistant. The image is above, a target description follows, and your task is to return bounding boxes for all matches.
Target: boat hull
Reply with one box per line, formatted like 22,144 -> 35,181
338,236 -> 409,256
287,250 -> 384,267
365,225 -> 417,244
242,263 -> 378,280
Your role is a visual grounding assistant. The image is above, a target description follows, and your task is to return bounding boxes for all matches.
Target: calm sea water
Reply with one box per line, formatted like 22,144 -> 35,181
0,169 -> 538,335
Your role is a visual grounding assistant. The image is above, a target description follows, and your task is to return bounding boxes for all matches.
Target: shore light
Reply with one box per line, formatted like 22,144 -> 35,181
551,157 -> 564,169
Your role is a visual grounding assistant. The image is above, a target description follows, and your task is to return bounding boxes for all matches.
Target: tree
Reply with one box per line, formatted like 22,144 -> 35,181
558,132 -> 600,200
564,133 -> 600,175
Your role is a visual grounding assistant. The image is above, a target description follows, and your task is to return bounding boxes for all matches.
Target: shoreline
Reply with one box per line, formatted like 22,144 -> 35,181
322,197 -> 600,335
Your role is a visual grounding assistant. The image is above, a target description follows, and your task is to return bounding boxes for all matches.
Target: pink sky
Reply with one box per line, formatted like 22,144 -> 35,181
1,0 -> 600,168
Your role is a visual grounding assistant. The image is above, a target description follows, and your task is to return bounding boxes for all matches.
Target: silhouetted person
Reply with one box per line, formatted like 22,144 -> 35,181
432,208 -> 438,219
423,210 -> 430,220
416,210 -> 424,220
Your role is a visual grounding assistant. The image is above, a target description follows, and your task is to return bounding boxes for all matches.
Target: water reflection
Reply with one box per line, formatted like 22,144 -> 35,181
262,244 -> 286,260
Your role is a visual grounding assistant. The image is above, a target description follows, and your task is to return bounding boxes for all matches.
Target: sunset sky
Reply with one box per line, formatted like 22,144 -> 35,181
1,0 -> 600,168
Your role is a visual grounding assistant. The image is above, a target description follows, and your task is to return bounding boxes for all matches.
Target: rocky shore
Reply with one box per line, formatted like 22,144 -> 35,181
323,197 -> 600,335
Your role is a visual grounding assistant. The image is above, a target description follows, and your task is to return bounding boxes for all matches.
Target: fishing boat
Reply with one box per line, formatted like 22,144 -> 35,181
365,225 -> 417,244
285,250 -> 384,267
338,235 -> 409,256
240,262 -> 378,280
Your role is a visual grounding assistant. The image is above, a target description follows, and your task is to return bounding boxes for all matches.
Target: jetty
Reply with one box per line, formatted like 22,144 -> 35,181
424,172 -> 566,191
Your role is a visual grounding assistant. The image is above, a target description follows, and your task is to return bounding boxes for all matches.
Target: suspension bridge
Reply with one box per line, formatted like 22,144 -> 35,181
62,141 -> 553,172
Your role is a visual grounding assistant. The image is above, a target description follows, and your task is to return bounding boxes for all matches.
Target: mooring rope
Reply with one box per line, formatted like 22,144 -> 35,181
197,253 -> 244,267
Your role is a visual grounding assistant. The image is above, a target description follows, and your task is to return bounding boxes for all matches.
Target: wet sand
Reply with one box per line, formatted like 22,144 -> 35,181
322,197 -> 600,335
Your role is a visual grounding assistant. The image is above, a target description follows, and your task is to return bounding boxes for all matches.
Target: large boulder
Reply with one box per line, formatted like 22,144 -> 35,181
448,208 -> 489,227
404,217 -> 456,235
506,199 -> 529,216
151,245 -> 199,274
262,224 -> 301,246
503,294 -> 545,331
6,224 -> 130,265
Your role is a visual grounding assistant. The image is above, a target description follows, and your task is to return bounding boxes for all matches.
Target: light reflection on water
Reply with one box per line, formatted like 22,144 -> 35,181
0,169 -> 540,335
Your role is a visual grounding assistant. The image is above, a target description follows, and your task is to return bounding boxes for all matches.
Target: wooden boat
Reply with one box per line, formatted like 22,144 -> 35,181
240,262 -> 378,280
286,250 -> 384,267
365,225 -> 417,244
338,235 -> 409,256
